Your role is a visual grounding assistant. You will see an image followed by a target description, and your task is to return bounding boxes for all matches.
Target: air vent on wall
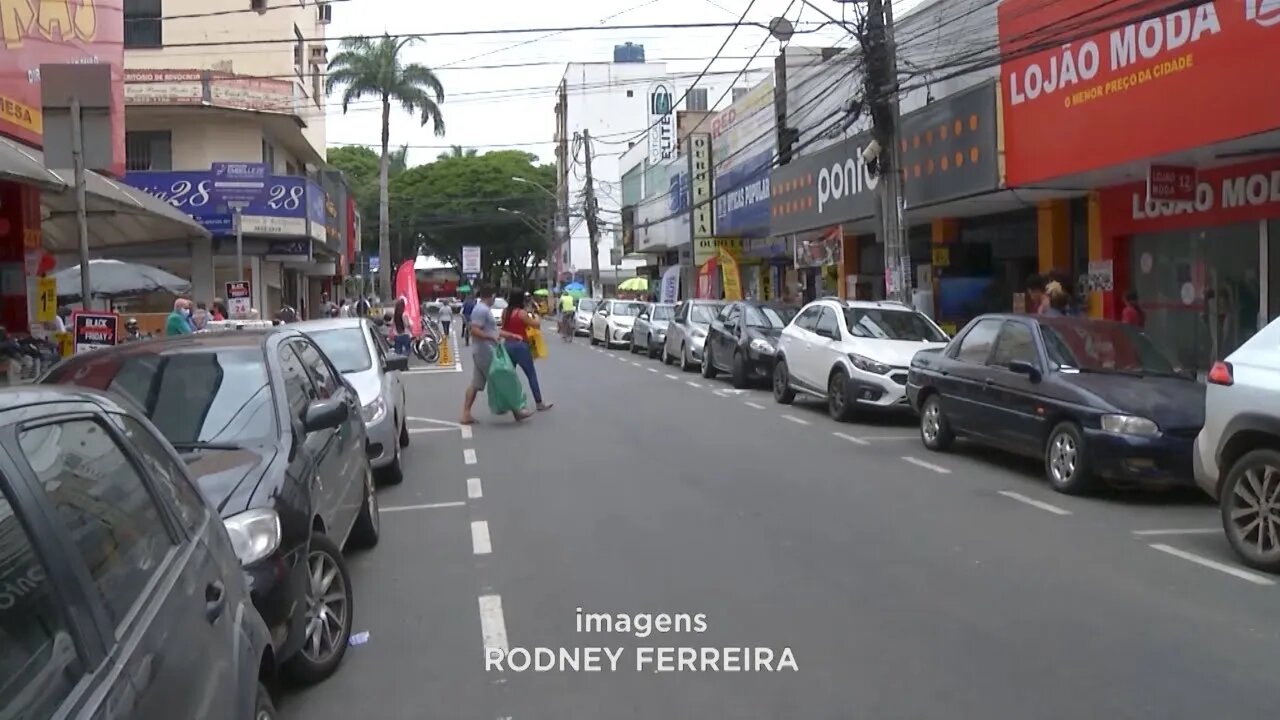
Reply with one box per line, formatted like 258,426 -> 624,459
318,2 -> 332,24
309,45 -> 327,64
250,0 -> 267,12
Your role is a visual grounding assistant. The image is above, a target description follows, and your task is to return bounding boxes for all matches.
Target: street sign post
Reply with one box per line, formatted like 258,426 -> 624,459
225,281 -> 252,319
212,162 -> 270,283
462,246 -> 482,276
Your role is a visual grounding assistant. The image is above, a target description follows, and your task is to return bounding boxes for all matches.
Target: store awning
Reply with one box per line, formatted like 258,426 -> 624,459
0,135 -> 71,193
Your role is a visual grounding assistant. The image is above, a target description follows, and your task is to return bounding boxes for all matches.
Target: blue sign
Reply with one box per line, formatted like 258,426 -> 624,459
714,150 -> 772,237
211,162 -> 269,206
668,171 -> 690,214
306,179 -> 327,242
125,171 -> 308,237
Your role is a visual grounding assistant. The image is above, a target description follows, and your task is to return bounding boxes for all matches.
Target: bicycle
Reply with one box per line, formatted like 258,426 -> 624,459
412,316 -> 443,364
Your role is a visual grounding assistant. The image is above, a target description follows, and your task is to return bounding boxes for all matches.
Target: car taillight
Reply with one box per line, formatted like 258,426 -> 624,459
1207,361 -> 1233,386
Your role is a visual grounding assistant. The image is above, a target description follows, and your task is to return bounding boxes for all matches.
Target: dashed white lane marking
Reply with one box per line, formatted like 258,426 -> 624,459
464,448 -> 477,465
901,456 -> 952,474
665,373 -> 679,380
997,490 -> 1070,515
478,595 -> 509,651
409,427 -> 455,434
1148,543 -> 1276,586
1132,528 -> 1221,536
467,477 -> 483,499
780,414 -> 810,426
471,521 -> 493,555
631,361 -> 643,367
410,416 -> 463,428
745,401 -> 766,409
461,425 -> 473,440
833,431 -> 869,446
381,501 -> 467,512
686,381 -> 702,388
648,367 -> 659,373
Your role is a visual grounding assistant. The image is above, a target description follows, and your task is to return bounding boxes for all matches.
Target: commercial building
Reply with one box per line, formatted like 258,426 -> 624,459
113,0 -> 352,317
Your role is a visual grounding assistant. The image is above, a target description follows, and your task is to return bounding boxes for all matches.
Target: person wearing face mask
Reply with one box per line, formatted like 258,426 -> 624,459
165,298 -> 194,336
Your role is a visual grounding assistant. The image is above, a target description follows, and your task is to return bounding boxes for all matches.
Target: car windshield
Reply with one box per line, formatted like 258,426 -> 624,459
651,305 -> 675,321
690,305 -> 720,324
612,302 -> 645,317
844,308 -> 948,342
745,306 -> 790,328
492,298 -> 508,310
1039,320 -> 1181,376
578,299 -> 598,313
308,328 -> 373,374
45,347 -> 276,447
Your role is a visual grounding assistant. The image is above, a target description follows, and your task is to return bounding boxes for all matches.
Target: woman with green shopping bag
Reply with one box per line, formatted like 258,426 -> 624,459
461,284 -> 533,424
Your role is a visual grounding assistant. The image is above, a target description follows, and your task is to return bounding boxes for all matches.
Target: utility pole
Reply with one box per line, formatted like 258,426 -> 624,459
865,0 -> 910,304
581,129 -> 603,297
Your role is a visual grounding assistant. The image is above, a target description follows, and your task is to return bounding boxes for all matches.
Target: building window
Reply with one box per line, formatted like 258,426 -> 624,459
687,87 -> 709,112
261,138 -> 276,169
311,63 -> 323,106
285,162 -> 298,176
125,131 -> 172,171
124,0 -> 162,48
293,25 -> 304,78
626,89 -> 634,98
732,87 -> 748,102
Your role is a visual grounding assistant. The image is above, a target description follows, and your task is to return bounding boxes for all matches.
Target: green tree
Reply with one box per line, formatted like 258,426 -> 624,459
326,34 -> 445,298
327,145 -> 413,260
437,145 -> 478,161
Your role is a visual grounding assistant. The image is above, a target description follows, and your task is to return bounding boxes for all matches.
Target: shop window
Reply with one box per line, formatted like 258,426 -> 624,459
732,88 -> 748,102
124,0 -> 162,48
687,87 -> 709,112
125,130 -> 172,171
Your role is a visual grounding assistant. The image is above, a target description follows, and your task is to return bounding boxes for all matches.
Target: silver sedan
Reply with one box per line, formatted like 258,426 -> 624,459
298,317 -> 410,484
662,300 -> 726,372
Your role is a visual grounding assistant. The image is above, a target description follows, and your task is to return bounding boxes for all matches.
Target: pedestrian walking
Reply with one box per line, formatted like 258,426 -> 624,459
461,284 -> 533,424
501,289 -> 553,412
461,293 -> 477,347
392,297 -> 411,355
440,301 -> 453,338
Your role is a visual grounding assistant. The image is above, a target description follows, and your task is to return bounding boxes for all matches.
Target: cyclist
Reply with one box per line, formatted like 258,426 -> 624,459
558,292 -> 576,341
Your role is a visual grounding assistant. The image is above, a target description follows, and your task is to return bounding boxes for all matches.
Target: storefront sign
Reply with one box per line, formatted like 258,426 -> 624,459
1147,164 -> 1197,202
225,281 -> 252,318
0,1 -> 125,174
1083,259 -> 1115,292
900,80 -> 1000,207
462,246 -> 481,274
347,196 -> 359,263
712,77 -> 775,237
689,134 -> 714,265
34,276 -> 56,322
769,132 -> 878,236
125,171 -> 308,236
794,226 -> 843,269
719,247 -> 743,301
1101,156 -> 1280,235
325,192 -> 341,250
72,311 -> 118,354
999,0 -> 1280,185
211,162 -> 268,206
647,83 -> 675,164
265,240 -> 311,262
124,69 -> 298,116
714,150 -> 773,237
306,179 -> 327,243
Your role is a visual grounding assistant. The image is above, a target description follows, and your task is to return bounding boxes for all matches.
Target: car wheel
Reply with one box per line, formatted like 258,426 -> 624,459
589,330 -> 598,346
629,337 -> 638,354
1044,421 -> 1095,495
350,466 -> 381,549
919,393 -> 954,451
255,682 -> 278,720
282,533 -> 353,686
378,430 -> 405,486
680,343 -> 694,372
731,352 -> 748,389
661,343 -> 671,365
399,416 -> 410,448
1220,448 -> 1280,573
701,345 -> 717,378
648,339 -> 659,360
773,360 -> 796,404
828,370 -> 856,422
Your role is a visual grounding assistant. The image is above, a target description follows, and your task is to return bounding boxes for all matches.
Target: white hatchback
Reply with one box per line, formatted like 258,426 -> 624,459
590,299 -> 647,348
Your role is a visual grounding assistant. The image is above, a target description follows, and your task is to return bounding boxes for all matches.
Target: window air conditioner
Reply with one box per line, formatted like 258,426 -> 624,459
250,0 -> 267,12
318,3 -> 332,24
309,45 -> 327,64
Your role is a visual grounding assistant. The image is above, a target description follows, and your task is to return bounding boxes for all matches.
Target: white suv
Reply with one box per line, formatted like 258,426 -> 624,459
773,298 -> 950,421
1193,316 -> 1280,573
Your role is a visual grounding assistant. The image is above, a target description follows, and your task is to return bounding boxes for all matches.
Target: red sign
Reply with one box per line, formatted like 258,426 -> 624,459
0,0 -> 125,175
999,0 -> 1280,186
346,197 -> 358,263
1100,155 -> 1280,236
71,310 -> 118,354
1147,164 -> 1197,201
394,260 -> 421,338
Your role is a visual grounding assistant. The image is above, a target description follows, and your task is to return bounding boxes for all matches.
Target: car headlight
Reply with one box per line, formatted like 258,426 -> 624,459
1100,414 -> 1160,437
362,396 -> 386,422
749,337 -> 776,355
224,508 -> 281,565
848,353 -> 891,375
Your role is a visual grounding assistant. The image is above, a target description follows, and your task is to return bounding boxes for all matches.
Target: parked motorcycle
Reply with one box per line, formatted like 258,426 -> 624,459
413,316 -> 443,364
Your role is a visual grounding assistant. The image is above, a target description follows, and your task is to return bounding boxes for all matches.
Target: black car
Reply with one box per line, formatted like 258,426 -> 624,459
906,314 -> 1205,494
0,386 -> 278,719
701,302 -> 799,388
44,328 -> 379,685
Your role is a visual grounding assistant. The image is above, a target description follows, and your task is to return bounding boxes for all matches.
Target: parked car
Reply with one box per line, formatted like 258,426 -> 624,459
491,297 -> 509,328
298,317 -> 411,484
702,301 -> 800,388
590,299 -> 646,348
0,385 -> 278,719
573,298 -> 599,336
1193,316 -> 1280,572
663,299 -> 727,371
774,298 -> 948,420
630,302 -> 676,358
907,314 -> 1204,494
43,329 -> 379,685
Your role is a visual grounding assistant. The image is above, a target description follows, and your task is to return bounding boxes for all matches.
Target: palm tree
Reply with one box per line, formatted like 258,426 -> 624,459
326,34 -> 445,298
389,143 -> 411,175
437,145 -> 477,160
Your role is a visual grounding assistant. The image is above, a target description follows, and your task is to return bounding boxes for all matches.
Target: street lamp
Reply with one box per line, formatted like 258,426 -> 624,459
498,207 -> 555,294
509,178 -> 564,296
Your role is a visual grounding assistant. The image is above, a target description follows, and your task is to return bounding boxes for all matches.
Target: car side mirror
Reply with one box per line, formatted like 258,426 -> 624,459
1008,360 -> 1042,382
302,397 -> 348,433
383,353 -> 409,372
639,313 -> 649,321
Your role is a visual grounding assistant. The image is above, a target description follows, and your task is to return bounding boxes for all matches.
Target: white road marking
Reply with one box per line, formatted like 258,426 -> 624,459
745,401 -> 766,409
471,521 -> 493,555
997,490 -> 1070,515
467,477 -> 483,499
833,432 -> 869,446
381,501 -> 467,512
665,374 -> 679,380
648,367 -> 658,373
464,448 -> 477,465
478,595 -> 509,651
1132,528 -> 1222,536
901,456 -> 953,474
1148,543 -> 1276,586
409,427 -> 455,434
780,414 -> 810,426
461,425 -> 473,440
409,417 -> 463,428
631,361 -> 643,367
686,381 -> 702,388
858,435 -> 919,441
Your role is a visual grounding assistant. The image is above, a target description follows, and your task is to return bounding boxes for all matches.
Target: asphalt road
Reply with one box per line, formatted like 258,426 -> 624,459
280,327 -> 1280,719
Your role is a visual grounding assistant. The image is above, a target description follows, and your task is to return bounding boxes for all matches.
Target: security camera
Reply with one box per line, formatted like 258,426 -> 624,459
861,139 -> 881,164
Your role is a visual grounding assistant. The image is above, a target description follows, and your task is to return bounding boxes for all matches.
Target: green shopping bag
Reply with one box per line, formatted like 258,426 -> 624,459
486,345 -> 528,414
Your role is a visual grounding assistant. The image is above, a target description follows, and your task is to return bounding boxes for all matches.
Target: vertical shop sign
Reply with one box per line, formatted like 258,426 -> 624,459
647,83 -> 675,164
34,276 -> 56,322
72,311 -> 118,354
719,247 -> 742,301
225,281 -> 252,318
689,133 -> 714,263
659,264 -> 681,303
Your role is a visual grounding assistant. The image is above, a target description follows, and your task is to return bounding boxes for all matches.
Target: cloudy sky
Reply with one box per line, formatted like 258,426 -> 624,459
324,0 -> 924,168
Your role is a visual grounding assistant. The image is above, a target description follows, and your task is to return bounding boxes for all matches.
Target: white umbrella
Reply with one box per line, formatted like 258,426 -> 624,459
53,259 -> 191,301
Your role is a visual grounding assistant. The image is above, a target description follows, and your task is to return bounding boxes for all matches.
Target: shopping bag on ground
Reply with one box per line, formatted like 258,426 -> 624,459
486,345 -> 528,414
527,327 -> 548,359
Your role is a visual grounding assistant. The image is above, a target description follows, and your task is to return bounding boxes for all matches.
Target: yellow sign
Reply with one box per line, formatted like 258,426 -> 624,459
694,237 -> 718,266
35,277 -> 57,323
760,266 -> 773,301
54,332 -> 74,358
931,246 -> 951,268
719,247 -> 742,301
